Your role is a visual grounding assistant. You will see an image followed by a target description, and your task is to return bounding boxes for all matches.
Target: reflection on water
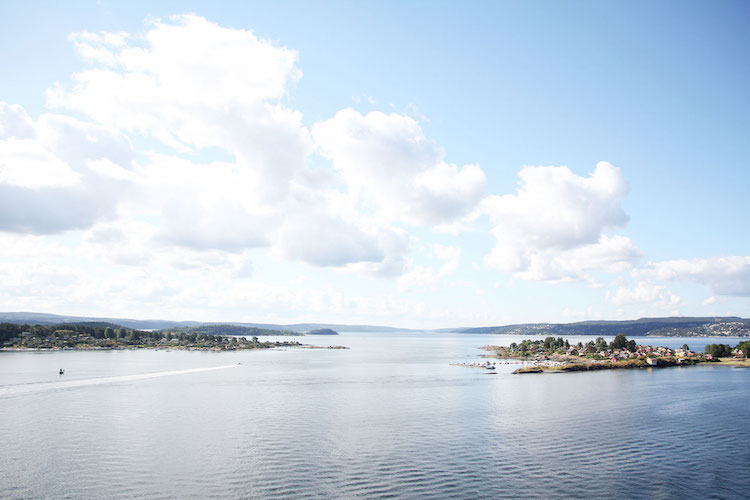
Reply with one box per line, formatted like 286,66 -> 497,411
0,332 -> 748,499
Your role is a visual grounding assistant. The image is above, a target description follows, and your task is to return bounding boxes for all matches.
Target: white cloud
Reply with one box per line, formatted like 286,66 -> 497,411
276,213 -> 384,267
607,281 -> 681,307
3,15 -> 480,279
313,108 -> 486,225
48,14 -> 313,202
398,244 -> 461,292
637,256 -> 750,296
484,162 -> 637,281
0,103 -> 134,234
0,138 -> 81,188
32,15 -> 416,275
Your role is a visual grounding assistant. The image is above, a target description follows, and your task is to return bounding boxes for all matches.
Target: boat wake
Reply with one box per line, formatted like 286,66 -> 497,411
0,364 -> 241,398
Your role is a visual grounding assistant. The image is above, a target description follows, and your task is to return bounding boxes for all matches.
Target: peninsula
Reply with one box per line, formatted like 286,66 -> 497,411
0,322 -> 302,351
481,335 -> 750,373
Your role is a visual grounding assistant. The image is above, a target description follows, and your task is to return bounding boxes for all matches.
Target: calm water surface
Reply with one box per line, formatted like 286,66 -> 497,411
1,333 -> 748,499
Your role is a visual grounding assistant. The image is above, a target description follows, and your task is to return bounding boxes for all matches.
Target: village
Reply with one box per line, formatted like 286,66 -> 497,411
1,326 -> 302,351
478,334 -> 749,374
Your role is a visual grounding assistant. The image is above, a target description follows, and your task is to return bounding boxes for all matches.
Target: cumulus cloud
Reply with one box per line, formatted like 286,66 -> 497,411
637,256 -> 750,296
313,108 -> 486,225
0,102 -> 133,234
398,244 -> 461,292
277,213 -> 385,267
484,162 -> 638,281
1,15 -> 488,277
607,281 -> 681,307
48,14 -> 313,202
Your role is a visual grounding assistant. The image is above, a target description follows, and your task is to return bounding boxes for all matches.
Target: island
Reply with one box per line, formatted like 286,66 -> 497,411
306,328 -> 339,335
476,334 -> 750,373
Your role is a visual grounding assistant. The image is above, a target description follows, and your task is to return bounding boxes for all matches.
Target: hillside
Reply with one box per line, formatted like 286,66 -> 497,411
2,312 -> 748,337
446,317 -> 750,337
0,312 -> 419,333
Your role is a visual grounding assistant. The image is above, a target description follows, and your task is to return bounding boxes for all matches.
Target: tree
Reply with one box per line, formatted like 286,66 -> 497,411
596,337 -> 608,352
738,341 -> 750,357
705,344 -> 731,357
627,339 -> 637,352
611,334 -> 628,350
682,344 -> 690,351
104,327 -> 115,339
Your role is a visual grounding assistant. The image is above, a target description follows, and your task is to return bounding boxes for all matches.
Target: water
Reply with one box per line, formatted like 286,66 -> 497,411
1,333 -> 748,499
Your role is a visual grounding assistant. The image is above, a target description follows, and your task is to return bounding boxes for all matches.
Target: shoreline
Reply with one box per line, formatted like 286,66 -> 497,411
478,339 -> 750,374
511,357 -> 750,374
0,343 -> 351,352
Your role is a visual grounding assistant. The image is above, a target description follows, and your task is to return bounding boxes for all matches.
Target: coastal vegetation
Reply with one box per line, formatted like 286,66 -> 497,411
483,335 -> 749,374
0,322 -> 300,350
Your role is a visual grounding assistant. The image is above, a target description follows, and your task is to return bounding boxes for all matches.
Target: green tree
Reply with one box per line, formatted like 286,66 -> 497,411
611,333 -> 628,350
738,341 -> 750,357
595,337 -> 608,352
705,344 -> 731,357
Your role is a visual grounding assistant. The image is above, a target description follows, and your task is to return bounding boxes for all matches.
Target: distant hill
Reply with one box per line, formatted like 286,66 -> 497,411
443,317 -> 750,337
0,312 -> 419,333
163,324 -> 300,336
2,312 -> 748,337
0,312 -> 200,330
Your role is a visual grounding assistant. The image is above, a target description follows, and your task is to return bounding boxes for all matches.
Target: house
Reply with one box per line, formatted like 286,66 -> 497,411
734,349 -> 746,360
646,357 -> 658,366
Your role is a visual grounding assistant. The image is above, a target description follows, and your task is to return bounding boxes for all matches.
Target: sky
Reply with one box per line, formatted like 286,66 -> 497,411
0,0 -> 749,328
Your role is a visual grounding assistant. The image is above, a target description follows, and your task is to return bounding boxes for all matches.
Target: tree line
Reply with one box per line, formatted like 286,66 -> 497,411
705,341 -> 750,358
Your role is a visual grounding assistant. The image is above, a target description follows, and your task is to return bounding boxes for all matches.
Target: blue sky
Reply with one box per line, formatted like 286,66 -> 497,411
0,1 -> 748,327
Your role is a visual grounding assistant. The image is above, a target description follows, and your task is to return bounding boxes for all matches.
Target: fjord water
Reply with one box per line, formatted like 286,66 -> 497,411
1,333 -> 748,499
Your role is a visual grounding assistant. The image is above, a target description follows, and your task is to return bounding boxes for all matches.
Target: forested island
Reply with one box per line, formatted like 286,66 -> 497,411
306,328 -> 339,335
480,334 -> 750,374
0,322 -> 301,351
